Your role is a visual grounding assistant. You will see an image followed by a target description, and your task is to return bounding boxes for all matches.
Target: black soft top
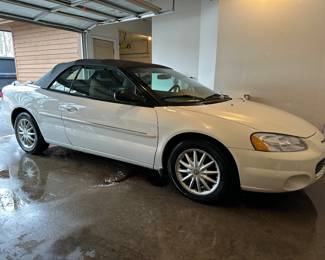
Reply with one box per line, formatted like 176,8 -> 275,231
36,59 -> 170,89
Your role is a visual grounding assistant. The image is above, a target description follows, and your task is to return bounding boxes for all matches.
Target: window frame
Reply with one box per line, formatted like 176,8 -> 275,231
47,65 -> 82,94
45,64 -> 157,108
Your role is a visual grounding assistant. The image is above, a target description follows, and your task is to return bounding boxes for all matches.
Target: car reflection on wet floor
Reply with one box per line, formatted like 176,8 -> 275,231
0,122 -> 325,259
0,136 -> 137,213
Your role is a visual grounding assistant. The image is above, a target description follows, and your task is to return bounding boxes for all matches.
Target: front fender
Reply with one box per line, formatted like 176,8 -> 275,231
154,106 -> 255,169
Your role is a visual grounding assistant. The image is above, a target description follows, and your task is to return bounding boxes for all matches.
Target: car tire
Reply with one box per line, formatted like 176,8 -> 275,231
14,112 -> 49,154
167,140 -> 237,203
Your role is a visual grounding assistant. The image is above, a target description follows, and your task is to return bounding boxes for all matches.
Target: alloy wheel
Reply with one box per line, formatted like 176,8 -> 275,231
17,118 -> 37,150
175,149 -> 221,196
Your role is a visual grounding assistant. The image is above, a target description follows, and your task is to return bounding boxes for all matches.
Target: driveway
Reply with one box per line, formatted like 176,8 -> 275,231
1,110 -> 325,259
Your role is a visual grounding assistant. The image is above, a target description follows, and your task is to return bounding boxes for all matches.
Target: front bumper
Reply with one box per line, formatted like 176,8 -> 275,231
230,131 -> 325,192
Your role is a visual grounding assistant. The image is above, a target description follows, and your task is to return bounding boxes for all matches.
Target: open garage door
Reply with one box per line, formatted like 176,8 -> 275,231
0,0 -> 169,32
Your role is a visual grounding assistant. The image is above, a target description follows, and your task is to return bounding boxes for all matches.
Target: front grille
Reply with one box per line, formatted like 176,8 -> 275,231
315,159 -> 325,174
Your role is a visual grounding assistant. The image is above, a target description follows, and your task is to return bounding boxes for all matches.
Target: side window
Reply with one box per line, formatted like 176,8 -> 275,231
71,66 -> 141,102
69,67 -> 96,97
49,66 -> 80,93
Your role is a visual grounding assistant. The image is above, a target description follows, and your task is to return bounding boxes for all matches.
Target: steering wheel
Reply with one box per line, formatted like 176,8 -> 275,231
169,85 -> 181,93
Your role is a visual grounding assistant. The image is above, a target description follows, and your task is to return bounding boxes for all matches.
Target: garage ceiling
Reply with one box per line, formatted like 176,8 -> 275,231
0,0 -> 165,32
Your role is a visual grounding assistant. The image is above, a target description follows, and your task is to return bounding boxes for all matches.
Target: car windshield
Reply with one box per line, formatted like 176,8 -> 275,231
127,67 -> 231,104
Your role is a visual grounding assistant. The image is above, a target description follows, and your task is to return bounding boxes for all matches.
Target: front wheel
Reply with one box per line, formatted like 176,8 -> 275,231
14,112 -> 49,154
167,140 -> 236,203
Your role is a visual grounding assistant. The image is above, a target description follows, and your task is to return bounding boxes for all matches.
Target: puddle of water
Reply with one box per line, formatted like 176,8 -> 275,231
0,110 -> 13,136
0,119 -> 143,217
0,120 -> 139,195
0,135 -> 23,172
0,140 -> 135,214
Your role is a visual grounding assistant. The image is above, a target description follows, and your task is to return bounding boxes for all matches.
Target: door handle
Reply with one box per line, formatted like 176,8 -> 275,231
65,106 -> 78,112
59,104 -> 78,112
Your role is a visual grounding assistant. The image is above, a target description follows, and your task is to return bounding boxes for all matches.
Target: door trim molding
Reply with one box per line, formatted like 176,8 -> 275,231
62,116 -> 156,138
39,112 -> 61,120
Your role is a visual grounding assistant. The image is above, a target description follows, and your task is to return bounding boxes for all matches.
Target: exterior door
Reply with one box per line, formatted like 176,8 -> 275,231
93,38 -> 115,59
60,66 -> 158,168
36,66 -> 81,145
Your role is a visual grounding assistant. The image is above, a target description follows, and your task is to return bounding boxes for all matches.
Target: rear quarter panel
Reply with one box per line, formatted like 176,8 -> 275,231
1,84 -> 43,128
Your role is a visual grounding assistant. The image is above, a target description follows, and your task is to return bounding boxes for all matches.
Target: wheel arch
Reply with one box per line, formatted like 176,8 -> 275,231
161,132 -> 240,186
11,107 -> 45,137
11,107 -> 35,126
11,107 -> 49,154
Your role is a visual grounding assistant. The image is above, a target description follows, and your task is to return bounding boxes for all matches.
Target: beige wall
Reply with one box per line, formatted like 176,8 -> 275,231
86,19 -> 151,60
216,0 -> 325,128
119,32 -> 152,63
10,22 -> 81,82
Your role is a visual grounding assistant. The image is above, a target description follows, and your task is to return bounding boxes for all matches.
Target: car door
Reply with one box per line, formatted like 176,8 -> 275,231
36,66 -> 81,145
60,65 -> 158,168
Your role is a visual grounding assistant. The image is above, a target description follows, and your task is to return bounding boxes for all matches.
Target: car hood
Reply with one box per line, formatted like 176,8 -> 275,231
180,99 -> 317,138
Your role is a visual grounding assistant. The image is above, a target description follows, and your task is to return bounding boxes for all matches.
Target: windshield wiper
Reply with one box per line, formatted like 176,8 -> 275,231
161,95 -> 205,101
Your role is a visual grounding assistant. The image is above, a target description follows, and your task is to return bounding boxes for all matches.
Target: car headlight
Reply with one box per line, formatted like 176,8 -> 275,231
251,133 -> 307,152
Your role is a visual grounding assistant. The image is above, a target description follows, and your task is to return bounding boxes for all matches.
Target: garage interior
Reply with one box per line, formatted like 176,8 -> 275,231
1,0 -> 325,259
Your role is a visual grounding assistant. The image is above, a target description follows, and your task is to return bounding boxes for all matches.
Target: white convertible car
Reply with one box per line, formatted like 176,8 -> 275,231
1,59 -> 325,202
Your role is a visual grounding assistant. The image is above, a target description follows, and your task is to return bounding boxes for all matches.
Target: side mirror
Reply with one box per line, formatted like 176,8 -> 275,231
114,89 -> 143,105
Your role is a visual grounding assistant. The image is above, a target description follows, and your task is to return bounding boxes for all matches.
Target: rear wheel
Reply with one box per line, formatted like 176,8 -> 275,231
167,140 -> 236,203
14,112 -> 49,154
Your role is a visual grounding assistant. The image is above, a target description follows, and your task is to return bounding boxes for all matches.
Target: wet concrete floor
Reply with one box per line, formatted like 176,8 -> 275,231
1,113 -> 325,259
